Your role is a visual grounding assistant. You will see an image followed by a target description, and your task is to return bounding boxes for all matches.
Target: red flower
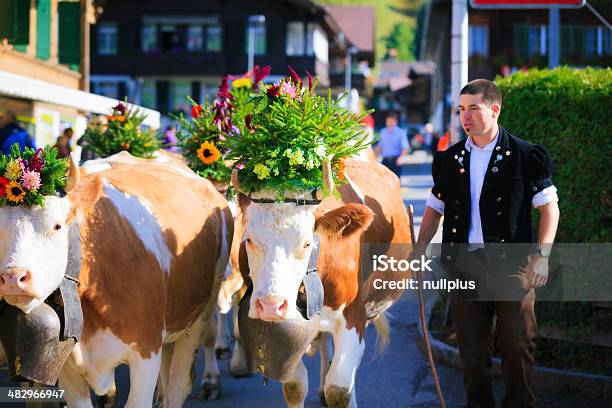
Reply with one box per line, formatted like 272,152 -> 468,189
191,105 -> 203,119
306,70 -> 313,92
266,84 -> 281,100
245,115 -> 254,132
113,102 -> 126,115
288,65 -> 302,88
29,148 -> 45,172
217,77 -> 231,100
252,65 -> 272,91
0,177 -> 9,197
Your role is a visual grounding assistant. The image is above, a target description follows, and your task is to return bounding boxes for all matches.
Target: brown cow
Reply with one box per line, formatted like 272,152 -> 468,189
0,152 -> 232,407
232,159 -> 412,407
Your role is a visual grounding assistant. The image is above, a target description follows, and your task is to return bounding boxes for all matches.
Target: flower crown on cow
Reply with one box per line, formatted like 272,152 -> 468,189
175,65 -> 271,184
0,145 -> 68,207
82,102 -> 162,159
226,67 -> 372,202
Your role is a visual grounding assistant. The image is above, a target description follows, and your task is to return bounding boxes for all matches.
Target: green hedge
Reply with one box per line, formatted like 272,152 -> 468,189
496,67 -> 612,242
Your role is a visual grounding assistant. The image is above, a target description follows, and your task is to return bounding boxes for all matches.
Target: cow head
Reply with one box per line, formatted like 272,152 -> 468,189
235,163 -> 374,322
0,158 -> 85,314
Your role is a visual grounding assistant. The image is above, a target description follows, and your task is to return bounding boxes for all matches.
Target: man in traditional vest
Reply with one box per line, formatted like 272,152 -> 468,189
414,79 -> 560,408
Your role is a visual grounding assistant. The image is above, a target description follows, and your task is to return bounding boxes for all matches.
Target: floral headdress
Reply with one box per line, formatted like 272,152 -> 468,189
226,68 -> 373,201
175,66 -> 271,184
0,145 -> 68,207
81,102 -> 162,159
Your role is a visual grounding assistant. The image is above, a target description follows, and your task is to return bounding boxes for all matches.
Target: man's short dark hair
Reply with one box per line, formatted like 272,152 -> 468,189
386,112 -> 398,121
460,79 -> 502,108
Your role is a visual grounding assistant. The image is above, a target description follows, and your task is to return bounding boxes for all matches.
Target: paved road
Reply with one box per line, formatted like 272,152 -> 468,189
1,152 -> 605,407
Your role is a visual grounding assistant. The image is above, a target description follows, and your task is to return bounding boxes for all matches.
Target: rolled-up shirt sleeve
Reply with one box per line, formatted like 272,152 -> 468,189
527,144 -> 554,194
400,129 -> 410,151
532,185 -> 558,208
426,193 -> 445,214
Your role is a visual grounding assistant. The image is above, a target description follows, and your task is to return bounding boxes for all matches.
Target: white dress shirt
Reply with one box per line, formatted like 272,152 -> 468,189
426,134 -> 558,244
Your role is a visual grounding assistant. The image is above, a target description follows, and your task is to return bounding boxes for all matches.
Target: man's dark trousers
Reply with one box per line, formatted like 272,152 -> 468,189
381,156 -> 401,176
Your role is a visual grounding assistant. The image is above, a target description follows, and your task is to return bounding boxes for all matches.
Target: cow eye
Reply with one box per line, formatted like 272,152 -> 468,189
54,224 -> 62,231
245,238 -> 252,244
303,242 -> 311,249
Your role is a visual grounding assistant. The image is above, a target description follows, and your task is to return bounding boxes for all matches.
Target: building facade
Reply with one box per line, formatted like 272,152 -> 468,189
89,0 -> 375,119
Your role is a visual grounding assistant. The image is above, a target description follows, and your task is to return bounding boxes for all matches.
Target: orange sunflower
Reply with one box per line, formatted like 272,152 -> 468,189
6,181 -> 26,204
197,141 -> 221,165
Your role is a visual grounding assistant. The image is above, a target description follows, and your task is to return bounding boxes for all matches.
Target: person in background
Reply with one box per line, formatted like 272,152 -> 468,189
437,130 -> 450,152
162,125 -> 178,152
0,111 -> 35,155
374,112 -> 409,176
55,128 -> 75,159
423,122 -> 435,154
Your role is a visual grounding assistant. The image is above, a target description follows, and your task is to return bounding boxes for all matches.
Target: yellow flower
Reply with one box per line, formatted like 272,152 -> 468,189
253,163 -> 270,180
197,141 -> 221,165
232,77 -> 252,89
4,160 -> 22,181
6,181 -> 26,204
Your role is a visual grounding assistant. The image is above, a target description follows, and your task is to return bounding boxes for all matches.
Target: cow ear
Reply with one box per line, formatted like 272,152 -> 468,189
315,203 -> 374,239
67,174 -> 104,219
237,192 -> 251,214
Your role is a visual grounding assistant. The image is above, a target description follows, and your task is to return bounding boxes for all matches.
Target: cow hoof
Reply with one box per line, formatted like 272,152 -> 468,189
198,381 -> 222,401
215,347 -> 231,360
325,385 -> 351,408
94,394 -> 115,408
319,390 -> 328,406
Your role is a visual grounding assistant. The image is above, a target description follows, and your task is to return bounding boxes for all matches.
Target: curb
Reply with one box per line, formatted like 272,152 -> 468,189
416,294 -> 612,402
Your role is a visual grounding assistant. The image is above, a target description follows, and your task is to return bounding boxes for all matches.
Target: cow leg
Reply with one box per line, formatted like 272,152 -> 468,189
282,359 -> 308,408
214,308 -> 232,359
318,332 -> 333,406
324,326 -> 364,408
125,348 -> 161,408
58,362 -> 94,408
229,296 -> 251,377
199,317 -> 222,400
155,343 -> 174,407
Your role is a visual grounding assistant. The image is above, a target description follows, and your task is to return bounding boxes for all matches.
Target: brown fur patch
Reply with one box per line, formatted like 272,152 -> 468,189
315,203 -> 373,239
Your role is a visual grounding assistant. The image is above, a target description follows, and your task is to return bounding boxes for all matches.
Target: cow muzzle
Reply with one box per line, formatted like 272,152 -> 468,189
0,268 -> 38,300
255,295 -> 290,321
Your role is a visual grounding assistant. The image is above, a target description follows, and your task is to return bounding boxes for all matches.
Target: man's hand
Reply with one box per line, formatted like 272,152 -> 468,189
519,254 -> 549,288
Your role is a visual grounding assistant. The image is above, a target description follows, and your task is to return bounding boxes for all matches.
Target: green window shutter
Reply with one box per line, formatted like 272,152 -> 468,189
36,0 -> 51,60
514,24 -> 529,59
58,1 -> 81,66
13,0 -> 30,50
0,0 -> 14,41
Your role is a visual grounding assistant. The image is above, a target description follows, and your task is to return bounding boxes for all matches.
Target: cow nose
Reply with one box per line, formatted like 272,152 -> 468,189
255,295 -> 289,321
0,268 -> 33,295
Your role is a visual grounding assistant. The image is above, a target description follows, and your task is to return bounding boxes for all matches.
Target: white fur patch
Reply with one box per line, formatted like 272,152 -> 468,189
104,182 -> 173,274
345,173 -> 365,204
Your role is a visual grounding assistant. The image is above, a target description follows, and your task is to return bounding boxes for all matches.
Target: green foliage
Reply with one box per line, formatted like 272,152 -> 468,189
314,0 -> 422,63
0,145 -> 68,207
225,78 -> 373,200
81,103 -> 162,159
496,67 -> 612,242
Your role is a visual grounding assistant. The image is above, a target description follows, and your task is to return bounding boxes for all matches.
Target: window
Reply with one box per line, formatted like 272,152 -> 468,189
141,81 -> 157,109
142,24 -> 157,52
286,22 -> 305,56
515,24 -> 547,59
169,81 -> 191,113
585,26 -> 611,57
306,23 -> 315,56
187,25 -> 204,51
98,23 -> 118,55
206,24 -> 222,51
160,25 -> 180,51
561,25 -> 584,58
245,20 -> 266,55
468,25 -> 488,57
96,82 -> 119,99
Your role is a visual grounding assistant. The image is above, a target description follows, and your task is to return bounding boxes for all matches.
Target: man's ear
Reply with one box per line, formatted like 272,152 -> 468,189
315,203 -> 374,240
491,102 -> 501,118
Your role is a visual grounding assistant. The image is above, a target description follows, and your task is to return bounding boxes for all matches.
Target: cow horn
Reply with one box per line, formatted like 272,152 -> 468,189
320,159 -> 334,198
231,168 -> 244,193
64,154 -> 80,192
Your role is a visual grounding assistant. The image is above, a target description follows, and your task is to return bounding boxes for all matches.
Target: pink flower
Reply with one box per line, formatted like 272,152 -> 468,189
236,163 -> 245,170
21,171 -> 41,191
281,82 -> 297,99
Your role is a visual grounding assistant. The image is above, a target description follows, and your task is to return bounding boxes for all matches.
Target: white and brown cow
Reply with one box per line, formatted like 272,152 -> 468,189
0,152 -> 232,407
233,159 -> 412,408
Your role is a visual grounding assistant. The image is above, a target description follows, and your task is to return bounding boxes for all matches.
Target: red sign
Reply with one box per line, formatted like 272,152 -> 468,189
470,0 -> 585,8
